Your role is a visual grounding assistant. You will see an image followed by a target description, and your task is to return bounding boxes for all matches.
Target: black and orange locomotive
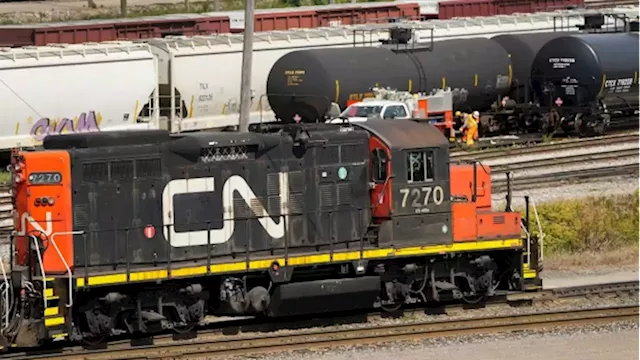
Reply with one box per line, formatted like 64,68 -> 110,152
4,120 -> 541,348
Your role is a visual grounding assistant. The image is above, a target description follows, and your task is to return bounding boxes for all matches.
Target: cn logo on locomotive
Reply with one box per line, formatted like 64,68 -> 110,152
161,173 -> 290,247
15,211 -> 53,237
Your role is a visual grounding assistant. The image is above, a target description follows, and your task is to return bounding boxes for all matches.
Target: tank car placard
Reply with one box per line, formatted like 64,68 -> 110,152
605,77 -> 634,93
285,70 -> 305,87
548,57 -> 576,69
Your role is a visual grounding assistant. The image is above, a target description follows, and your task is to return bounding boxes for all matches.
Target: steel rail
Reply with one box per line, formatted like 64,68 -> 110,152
490,147 -> 639,173
6,280 -> 638,360
451,132 -> 639,160
492,163 -> 639,192
38,306 -> 639,360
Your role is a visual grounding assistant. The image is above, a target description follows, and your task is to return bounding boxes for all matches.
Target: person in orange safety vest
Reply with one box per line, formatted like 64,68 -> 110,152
460,110 -> 480,146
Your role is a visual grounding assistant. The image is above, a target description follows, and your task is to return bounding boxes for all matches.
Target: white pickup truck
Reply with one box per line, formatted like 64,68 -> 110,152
326,88 -> 456,140
326,99 -> 412,124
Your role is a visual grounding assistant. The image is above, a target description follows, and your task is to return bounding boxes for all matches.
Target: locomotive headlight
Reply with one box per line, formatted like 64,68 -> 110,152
442,224 -> 449,234
48,197 -> 55,206
34,198 -> 41,207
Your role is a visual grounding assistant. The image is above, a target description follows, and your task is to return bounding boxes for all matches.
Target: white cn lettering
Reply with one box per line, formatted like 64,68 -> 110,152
162,173 -> 290,247
15,212 -> 53,236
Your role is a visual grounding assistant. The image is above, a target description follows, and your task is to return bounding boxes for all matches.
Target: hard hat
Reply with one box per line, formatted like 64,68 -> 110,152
472,111 -> 480,118
455,111 -> 461,117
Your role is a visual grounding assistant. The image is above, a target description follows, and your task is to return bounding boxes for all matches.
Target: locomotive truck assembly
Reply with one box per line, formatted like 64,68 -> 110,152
266,29 -> 639,137
1,119 -> 541,348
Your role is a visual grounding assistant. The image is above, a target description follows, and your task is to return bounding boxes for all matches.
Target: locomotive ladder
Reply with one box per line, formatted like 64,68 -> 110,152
521,196 -> 545,273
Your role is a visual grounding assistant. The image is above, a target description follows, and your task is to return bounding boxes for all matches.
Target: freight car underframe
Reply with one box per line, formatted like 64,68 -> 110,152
479,84 -> 634,137
2,205 -> 542,348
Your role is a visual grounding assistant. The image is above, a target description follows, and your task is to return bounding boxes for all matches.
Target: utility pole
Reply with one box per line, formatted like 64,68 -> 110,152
120,0 -> 127,17
238,0 -> 254,133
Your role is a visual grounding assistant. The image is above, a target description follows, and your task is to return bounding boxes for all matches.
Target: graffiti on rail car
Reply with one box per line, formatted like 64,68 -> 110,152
29,111 -> 103,141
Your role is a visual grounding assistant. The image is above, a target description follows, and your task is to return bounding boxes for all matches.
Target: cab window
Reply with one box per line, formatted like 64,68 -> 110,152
383,105 -> 407,119
406,150 -> 434,183
371,149 -> 388,182
340,105 -> 383,118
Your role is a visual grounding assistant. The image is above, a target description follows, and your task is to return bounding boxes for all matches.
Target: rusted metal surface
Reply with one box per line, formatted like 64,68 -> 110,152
354,119 -> 449,151
0,3 -> 420,47
438,0 -> 585,20
585,0 -> 639,7
0,14 -> 230,47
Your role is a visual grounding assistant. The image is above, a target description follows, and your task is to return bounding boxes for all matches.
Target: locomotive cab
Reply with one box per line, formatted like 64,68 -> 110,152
356,120 -> 452,246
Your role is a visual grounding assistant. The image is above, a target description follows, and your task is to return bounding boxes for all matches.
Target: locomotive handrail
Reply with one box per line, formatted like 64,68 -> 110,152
49,231 -> 84,308
529,197 -> 545,262
29,234 -> 47,308
0,258 -> 8,329
521,222 -> 532,266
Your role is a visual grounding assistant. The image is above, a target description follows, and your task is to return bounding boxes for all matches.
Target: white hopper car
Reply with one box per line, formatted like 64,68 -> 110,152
0,7 -> 632,151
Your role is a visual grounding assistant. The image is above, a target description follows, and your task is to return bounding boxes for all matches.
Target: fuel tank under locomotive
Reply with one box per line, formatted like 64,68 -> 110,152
267,39 -> 513,123
530,33 -> 639,112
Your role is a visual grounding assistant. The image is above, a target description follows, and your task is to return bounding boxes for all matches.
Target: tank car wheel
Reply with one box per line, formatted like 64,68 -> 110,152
461,293 -> 487,305
173,322 -> 197,335
592,114 -> 610,136
574,113 -> 588,137
542,110 -> 560,136
80,333 -> 108,347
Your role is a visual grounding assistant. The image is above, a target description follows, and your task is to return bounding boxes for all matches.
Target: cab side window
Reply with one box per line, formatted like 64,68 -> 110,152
383,105 -> 407,119
371,148 -> 388,182
406,150 -> 434,183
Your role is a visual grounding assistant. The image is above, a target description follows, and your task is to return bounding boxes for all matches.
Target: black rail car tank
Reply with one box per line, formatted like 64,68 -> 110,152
266,39 -> 512,123
266,47 -> 409,124
530,33 -> 639,111
492,32 -> 574,103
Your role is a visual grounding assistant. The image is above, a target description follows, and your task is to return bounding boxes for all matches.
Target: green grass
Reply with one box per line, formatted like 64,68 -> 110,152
525,190 -> 639,255
0,172 -> 10,185
0,0 -> 390,25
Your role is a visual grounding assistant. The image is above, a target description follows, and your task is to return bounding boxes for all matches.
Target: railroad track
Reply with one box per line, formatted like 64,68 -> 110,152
451,132 -> 639,162
6,281 -> 638,360
57,306 -> 637,360
493,163 -> 639,192
490,147 -> 638,173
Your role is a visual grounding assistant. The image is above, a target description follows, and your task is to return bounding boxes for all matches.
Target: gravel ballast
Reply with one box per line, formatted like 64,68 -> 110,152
238,321 -> 638,360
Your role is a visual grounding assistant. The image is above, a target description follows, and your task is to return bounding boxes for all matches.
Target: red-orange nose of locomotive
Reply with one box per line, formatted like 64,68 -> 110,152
10,148 -> 74,275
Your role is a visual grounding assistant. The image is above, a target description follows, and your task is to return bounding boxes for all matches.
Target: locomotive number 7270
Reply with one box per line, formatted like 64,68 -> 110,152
399,186 -> 445,208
